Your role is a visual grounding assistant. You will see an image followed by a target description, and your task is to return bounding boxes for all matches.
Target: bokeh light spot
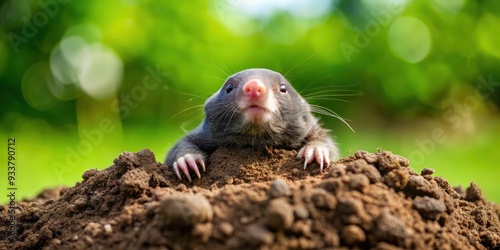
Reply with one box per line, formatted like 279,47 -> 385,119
21,61 -> 58,111
431,0 -> 465,16
49,24 -> 123,100
50,36 -> 86,85
477,13 -> 500,58
78,43 -> 123,100
388,16 -> 431,63
213,0 -> 335,44
0,0 -> 31,30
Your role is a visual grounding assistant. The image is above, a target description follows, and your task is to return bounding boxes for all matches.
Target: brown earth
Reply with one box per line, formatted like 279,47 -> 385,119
1,147 -> 500,250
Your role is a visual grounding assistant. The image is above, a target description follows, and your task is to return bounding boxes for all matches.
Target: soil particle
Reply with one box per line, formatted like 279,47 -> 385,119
413,196 -> 447,220
120,168 -> 150,197
292,204 -> 309,220
466,182 -> 484,203
240,224 -> 274,246
347,173 -> 370,192
376,150 -> 410,172
268,178 -> 291,198
2,148 -> 500,250
311,188 -> 338,210
421,168 -> 436,176
385,169 -> 410,190
158,194 -> 213,227
341,224 -> 366,245
374,209 -> 413,247
406,175 -> 441,199
345,158 -> 382,183
265,198 -> 294,230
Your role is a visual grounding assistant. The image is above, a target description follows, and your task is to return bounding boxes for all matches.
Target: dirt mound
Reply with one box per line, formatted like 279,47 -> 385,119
1,148 -> 500,250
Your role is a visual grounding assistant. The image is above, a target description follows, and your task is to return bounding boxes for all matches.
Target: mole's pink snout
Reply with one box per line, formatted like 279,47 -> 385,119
243,79 -> 266,99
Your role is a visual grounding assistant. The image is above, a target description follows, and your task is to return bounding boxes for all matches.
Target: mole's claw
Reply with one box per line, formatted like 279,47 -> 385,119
185,154 -> 201,179
172,153 -> 206,182
298,144 -> 330,171
315,148 -> 324,171
198,158 -> 206,172
323,150 -> 330,170
301,147 -> 314,170
173,162 -> 182,180
176,157 -> 192,182
192,154 -> 206,172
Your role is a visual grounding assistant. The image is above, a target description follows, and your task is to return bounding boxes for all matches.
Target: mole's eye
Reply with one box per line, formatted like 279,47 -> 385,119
279,84 -> 287,93
226,83 -> 234,93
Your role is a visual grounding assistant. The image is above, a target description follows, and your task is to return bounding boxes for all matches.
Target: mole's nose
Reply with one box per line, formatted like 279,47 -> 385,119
243,79 -> 266,98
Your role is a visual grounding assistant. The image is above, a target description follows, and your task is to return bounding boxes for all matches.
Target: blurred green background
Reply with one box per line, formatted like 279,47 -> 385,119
1,0 -> 499,204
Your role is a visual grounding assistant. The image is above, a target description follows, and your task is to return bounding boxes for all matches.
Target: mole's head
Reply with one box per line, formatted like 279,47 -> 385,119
204,68 -> 309,135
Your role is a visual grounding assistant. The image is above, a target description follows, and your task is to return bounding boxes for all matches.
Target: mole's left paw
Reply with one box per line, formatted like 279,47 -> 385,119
297,144 -> 330,171
173,154 -> 206,182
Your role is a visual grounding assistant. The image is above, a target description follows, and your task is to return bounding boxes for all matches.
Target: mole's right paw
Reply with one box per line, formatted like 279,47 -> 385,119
173,154 -> 206,182
297,144 -> 331,172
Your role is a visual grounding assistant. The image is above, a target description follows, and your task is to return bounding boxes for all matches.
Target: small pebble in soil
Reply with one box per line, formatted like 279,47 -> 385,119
413,196 -> 446,220
266,198 -> 294,230
407,175 -> 440,198
421,168 -> 435,176
192,223 -> 213,242
311,189 -> 337,210
104,224 -> 113,235
243,224 -> 274,245
159,194 -> 213,227
218,222 -> 234,236
341,225 -> 366,245
84,222 -> 102,237
293,205 -> 310,220
269,178 -> 291,198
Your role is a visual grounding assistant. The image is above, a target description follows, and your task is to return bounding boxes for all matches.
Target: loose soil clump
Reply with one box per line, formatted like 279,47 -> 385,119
1,148 -> 499,249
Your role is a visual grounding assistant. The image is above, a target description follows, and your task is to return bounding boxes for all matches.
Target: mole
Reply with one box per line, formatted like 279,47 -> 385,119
165,68 -> 340,181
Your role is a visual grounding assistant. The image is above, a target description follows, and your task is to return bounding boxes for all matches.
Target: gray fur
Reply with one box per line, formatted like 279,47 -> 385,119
165,68 -> 338,166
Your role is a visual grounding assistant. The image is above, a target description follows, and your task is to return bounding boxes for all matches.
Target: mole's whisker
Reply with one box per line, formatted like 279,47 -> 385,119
306,97 -> 353,103
283,52 -> 317,79
310,104 -> 355,133
167,104 -> 205,123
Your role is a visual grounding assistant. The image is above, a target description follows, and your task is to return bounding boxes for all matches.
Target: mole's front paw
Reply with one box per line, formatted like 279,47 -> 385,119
173,154 -> 206,182
297,144 -> 331,171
